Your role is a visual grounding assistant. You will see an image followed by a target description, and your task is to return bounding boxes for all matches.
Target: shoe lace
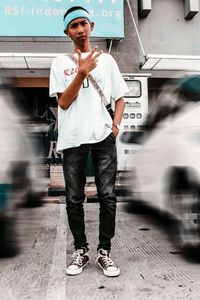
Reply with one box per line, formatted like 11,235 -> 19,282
72,250 -> 85,266
101,254 -> 115,267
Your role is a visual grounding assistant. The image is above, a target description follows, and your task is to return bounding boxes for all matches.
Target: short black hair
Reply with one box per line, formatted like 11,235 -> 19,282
63,6 -> 89,21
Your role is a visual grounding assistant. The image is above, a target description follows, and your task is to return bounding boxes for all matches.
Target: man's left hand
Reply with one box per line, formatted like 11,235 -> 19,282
112,125 -> 119,137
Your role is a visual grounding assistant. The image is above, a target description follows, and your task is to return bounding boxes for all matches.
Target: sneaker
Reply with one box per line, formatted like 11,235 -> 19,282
66,248 -> 89,275
96,249 -> 120,277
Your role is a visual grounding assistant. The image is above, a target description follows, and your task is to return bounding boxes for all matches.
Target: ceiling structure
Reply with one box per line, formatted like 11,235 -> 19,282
0,52 -> 200,79
141,54 -> 200,72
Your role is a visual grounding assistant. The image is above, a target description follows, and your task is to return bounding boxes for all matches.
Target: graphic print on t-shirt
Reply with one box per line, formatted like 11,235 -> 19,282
83,78 -> 89,88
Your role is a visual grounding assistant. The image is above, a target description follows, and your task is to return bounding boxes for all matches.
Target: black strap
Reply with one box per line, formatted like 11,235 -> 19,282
106,103 -> 114,120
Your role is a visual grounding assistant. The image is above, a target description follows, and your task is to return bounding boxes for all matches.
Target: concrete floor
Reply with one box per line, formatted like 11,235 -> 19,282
1,200 -> 200,300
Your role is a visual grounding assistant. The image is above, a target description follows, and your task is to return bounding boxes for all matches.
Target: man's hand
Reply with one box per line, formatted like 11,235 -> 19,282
112,125 -> 119,138
77,47 -> 103,77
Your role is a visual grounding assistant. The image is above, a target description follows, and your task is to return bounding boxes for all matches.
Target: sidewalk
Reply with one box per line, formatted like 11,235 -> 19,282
66,203 -> 200,300
1,199 -> 200,300
0,202 -> 66,300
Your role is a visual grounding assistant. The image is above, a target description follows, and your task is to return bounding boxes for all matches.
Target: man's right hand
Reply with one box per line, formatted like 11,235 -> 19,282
77,47 -> 103,77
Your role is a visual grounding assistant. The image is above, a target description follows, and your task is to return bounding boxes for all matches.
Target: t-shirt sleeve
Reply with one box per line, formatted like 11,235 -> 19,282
49,57 -> 66,98
109,55 -> 129,101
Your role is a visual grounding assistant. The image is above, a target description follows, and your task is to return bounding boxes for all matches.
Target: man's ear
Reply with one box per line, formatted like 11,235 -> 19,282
64,29 -> 71,38
90,22 -> 94,31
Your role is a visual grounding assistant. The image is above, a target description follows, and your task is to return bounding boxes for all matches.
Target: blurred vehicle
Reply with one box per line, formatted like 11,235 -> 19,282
0,79 -> 48,257
121,73 -> 200,251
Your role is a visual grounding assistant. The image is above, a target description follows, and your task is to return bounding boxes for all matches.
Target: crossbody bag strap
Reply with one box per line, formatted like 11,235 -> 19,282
68,53 -> 114,120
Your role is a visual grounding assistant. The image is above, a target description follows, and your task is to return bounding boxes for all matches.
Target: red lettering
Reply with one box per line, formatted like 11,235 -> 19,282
64,67 -> 78,76
64,69 -> 71,76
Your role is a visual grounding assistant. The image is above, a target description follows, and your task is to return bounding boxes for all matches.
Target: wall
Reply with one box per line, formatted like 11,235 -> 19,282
139,0 -> 200,61
110,0 -> 139,73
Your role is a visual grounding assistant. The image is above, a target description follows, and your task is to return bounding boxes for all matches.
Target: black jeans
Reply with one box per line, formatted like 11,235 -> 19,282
63,133 -> 117,251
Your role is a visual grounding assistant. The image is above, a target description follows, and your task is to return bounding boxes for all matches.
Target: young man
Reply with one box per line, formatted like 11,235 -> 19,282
49,6 -> 128,277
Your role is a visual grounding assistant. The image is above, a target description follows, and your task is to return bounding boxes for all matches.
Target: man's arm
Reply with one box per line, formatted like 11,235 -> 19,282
58,48 -> 102,110
112,97 -> 125,137
57,72 -> 86,110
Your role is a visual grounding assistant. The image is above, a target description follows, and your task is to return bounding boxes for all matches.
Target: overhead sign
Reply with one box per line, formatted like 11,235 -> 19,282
0,0 -> 124,38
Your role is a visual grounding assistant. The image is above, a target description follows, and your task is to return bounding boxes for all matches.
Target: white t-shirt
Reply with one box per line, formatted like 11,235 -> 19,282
49,52 -> 128,152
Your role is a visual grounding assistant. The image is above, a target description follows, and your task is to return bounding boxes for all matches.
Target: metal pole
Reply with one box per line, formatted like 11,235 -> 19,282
108,39 -> 113,54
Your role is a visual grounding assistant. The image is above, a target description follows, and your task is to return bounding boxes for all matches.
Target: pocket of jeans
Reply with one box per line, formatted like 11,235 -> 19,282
108,132 -> 116,143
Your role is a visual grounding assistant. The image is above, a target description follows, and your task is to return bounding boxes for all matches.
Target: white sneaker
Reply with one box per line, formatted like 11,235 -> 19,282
96,249 -> 120,277
66,248 -> 89,275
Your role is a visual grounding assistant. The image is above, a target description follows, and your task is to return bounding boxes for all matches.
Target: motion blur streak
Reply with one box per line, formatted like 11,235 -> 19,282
122,73 -> 200,255
0,78 -> 48,258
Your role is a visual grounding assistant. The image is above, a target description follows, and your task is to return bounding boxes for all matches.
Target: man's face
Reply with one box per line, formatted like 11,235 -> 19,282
65,18 -> 94,46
